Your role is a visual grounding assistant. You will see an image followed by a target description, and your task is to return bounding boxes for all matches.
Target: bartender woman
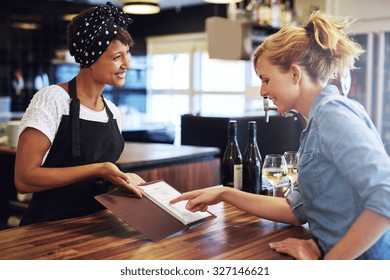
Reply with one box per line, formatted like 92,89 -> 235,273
15,2 -> 144,226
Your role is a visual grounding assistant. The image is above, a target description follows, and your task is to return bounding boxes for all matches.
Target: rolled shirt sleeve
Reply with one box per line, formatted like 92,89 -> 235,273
286,186 -> 307,224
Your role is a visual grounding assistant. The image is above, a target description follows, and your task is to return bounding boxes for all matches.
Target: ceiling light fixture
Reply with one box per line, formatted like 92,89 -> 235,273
122,1 -> 160,15
203,0 -> 242,4
62,13 -> 79,21
11,22 -> 40,30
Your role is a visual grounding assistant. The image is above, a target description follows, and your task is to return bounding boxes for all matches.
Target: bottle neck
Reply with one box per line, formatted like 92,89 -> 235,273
228,126 -> 238,140
248,122 -> 257,142
248,128 -> 256,141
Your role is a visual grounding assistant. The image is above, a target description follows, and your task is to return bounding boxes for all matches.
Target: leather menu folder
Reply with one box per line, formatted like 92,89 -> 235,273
95,184 -> 214,241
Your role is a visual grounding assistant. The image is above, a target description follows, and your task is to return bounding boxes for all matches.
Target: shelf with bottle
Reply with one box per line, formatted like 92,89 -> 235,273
224,0 -> 294,51
238,0 -> 295,29
251,24 -> 280,48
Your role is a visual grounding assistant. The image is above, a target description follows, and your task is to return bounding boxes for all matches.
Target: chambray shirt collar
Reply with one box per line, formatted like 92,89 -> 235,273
307,85 -> 340,125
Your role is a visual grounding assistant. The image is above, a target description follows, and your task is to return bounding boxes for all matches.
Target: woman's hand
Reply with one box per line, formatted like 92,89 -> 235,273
169,187 -> 225,212
97,162 -> 144,198
269,238 -> 322,260
123,173 -> 145,197
125,173 -> 146,187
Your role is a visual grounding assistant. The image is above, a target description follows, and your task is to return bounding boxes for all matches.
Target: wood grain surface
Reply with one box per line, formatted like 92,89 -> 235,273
0,202 -> 312,260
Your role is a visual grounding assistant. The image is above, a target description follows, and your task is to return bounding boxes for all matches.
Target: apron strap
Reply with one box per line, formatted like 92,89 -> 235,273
101,95 -> 114,120
68,77 -> 81,158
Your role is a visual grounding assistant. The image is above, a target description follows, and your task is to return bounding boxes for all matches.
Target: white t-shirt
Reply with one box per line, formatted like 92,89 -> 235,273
20,85 -> 123,161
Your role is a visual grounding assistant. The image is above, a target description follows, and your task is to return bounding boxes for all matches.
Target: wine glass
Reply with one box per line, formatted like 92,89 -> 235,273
283,151 -> 299,196
262,154 -> 288,197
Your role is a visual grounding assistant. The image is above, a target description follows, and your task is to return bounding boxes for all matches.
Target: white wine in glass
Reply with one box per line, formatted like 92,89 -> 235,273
284,151 -> 298,185
262,154 -> 288,196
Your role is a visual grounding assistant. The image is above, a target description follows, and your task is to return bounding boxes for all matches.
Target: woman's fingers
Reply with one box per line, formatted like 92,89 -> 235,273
170,191 -> 199,204
269,238 -> 321,260
198,203 -> 209,212
125,173 -> 146,186
125,185 -> 143,198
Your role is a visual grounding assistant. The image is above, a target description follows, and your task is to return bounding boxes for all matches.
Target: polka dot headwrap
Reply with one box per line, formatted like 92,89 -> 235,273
69,2 -> 133,68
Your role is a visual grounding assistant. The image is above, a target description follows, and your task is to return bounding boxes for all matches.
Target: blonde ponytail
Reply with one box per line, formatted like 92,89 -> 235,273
253,11 -> 364,83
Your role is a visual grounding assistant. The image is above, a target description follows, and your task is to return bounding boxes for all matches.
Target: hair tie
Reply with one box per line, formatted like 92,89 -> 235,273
70,2 -> 133,68
304,25 -> 314,35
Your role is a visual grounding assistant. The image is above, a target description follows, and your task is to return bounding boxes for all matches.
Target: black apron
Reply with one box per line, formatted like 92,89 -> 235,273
20,77 -> 124,226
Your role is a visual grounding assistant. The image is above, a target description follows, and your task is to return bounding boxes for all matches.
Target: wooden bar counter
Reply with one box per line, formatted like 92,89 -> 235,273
0,202 -> 312,260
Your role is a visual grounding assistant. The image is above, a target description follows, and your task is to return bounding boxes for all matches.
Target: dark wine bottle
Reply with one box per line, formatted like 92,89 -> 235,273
242,121 -> 262,194
222,120 -> 242,189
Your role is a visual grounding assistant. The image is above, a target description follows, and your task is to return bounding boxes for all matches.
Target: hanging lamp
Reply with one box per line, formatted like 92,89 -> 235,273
203,0 -> 242,4
123,0 -> 160,15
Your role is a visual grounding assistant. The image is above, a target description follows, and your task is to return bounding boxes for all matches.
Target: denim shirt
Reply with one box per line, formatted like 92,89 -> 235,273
287,85 -> 390,259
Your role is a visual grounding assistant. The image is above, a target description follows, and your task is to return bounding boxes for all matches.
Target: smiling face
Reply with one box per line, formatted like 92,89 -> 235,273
255,56 -> 300,113
89,39 -> 131,87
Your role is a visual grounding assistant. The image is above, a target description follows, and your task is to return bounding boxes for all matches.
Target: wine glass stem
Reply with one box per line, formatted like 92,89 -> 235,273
290,180 -> 295,192
283,180 -> 293,197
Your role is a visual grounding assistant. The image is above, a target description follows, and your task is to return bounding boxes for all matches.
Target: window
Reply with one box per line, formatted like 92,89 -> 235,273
146,33 -> 261,135
150,54 -> 190,90
197,52 -> 246,92
149,94 -> 190,123
198,94 -> 245,117
54,64 -> 79,83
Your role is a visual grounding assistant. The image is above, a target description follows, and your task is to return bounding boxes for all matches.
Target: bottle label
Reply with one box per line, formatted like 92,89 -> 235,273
233,164 -> 243,190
